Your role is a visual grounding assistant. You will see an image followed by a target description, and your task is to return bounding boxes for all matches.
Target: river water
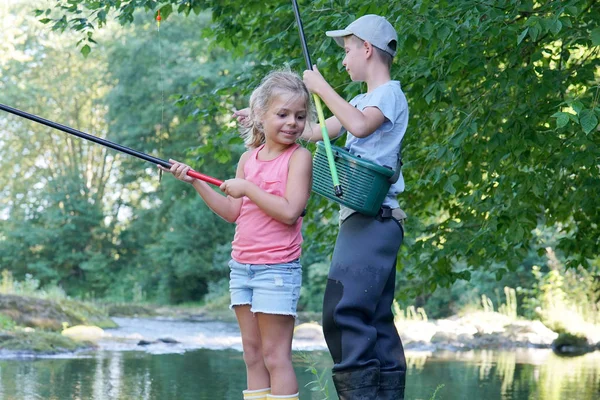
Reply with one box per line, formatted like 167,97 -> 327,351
0,317 -> 599,399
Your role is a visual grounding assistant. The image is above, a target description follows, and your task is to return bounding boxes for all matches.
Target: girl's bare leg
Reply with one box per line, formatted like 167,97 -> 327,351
235,305 -> 270,389
257,313 -> 298,395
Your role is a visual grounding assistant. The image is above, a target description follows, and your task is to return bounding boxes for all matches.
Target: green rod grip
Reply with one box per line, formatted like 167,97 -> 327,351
313,94 -> 343,196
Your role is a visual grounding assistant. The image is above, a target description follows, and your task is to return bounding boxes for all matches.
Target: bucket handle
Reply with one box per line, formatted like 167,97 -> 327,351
331,136 -> 403,184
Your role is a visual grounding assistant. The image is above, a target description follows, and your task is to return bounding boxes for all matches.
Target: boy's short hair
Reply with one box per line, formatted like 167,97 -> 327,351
326,14 -> 397,57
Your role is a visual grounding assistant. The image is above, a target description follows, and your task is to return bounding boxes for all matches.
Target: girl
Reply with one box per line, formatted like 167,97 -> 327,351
160,70 -> 312,400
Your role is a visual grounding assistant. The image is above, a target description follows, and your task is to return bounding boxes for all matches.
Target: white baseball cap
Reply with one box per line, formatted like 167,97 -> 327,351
326,14 -> 398,57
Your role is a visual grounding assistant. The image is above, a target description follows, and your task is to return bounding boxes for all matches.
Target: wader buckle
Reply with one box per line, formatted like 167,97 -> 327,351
379,207 -> 394,219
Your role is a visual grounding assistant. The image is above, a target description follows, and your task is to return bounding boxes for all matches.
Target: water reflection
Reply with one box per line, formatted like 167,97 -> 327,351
0,349 -> 599,399
405,349 -> 600,400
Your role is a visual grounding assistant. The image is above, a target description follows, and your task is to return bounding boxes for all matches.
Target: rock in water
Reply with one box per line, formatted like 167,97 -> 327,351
294,322 -> 324,340
61,325 -> 105,342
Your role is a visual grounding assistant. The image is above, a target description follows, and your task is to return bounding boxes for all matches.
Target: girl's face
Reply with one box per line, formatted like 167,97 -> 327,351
342,35 -> 367,82
261,91 -> 307,146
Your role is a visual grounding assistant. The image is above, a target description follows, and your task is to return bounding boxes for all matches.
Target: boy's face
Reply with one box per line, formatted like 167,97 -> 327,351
342,35 -> 367,82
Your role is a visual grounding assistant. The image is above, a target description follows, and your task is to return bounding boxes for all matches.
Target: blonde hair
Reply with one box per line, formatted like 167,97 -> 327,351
241,70 -> 312,149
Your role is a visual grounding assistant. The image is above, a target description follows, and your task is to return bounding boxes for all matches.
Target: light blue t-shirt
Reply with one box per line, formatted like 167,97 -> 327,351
340,80 -> 408,213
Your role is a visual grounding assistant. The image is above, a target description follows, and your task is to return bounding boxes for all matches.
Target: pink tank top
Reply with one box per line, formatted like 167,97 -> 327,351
231,143 -> 303,264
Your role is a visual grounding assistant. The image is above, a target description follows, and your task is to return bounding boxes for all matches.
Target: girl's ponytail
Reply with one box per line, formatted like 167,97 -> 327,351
240,92 -> 266,149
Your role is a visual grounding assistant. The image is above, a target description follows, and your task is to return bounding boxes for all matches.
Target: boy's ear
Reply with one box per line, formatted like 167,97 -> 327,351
363,40 -> 375,58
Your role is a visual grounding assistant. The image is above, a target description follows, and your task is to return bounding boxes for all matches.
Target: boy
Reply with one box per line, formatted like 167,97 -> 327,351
302,14 -> 408,400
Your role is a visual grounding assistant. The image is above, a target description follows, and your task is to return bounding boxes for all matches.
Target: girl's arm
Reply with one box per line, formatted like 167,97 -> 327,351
303,66 -> 385,138
192,153 -> 247,222
220,147 -> 313,225
159,155 -> 247,223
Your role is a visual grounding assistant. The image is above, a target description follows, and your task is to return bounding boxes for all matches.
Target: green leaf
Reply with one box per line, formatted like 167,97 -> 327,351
570,100 -> 584,114
551,111 -> 570,128
514,225 -> 525,241
495,269 -> 506,281
560,17 -> 572,28
549,19 -> 562,35
80,44 -> 91,57
517,28 -> 529,45
528,25 -> 540,41
579,109 -> 598,134
161,4 -> 173,20
444,175 -> 459,195
592,28 -> 600,46
436,25 -> 451,42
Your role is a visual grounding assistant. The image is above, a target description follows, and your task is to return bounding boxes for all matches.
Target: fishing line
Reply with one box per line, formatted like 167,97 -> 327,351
156,9 -> 165,182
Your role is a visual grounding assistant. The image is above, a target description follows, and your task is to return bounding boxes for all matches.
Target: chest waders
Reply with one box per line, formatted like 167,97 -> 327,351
323,210 -> 406,399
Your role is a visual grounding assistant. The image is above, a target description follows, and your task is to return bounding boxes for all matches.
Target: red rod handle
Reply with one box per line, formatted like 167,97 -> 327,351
187,170 -> 223,186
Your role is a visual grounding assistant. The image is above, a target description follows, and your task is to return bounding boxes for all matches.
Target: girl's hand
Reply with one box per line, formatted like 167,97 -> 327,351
158,159 -> 196,184
233,108 -> 251,128
220,178 -> 248,198
303,65 -> 327,96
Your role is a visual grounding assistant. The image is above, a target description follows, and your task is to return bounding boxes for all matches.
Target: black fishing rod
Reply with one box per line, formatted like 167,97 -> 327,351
0,103 -> 223,186
291,0 -> 343,197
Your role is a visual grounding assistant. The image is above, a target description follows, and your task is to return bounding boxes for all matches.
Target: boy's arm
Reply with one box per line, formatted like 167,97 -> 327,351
300,116 -> 343,142
304,66 -> 386,138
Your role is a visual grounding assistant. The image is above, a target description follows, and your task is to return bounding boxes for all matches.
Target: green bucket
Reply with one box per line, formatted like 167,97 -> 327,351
312,141 -> 394,216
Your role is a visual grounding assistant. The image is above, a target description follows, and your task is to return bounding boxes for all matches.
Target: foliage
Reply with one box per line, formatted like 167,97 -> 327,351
94,11 -> 246,303
2,0 -> 600,309
393,301 -> 428,322
0,269 -> 67,300
298,262 -> 329,312
298,351 -> 331,400
1,3 -> 244,303
0,314 -> 16,330
430,385 -> 446,400
40,0 -> 600,298
492,287 -> 518,319
0,7 -> 117,293
519,248 -> 600,333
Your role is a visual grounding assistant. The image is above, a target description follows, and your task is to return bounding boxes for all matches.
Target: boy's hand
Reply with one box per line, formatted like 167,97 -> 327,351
303,65 -> 328,96
233,108 -> 252,128
158,159 -> 196,184
220,178 -> 249,198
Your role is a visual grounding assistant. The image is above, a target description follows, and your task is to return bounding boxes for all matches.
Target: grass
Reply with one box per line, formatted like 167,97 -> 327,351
0,329 -> 92,353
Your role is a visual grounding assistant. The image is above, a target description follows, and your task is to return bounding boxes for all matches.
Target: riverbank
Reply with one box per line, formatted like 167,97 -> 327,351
2,294 -> 600,358
0,293 -> 116,357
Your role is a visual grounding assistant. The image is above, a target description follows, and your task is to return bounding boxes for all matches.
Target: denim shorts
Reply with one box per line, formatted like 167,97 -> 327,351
228,259 -> 302,317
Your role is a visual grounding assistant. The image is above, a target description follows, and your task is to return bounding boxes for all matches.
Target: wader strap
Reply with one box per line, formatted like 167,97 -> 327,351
388,152 -> 403,184
377,207 -> 407,227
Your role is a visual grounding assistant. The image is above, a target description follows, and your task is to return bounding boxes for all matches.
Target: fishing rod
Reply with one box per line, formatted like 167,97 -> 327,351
291,0 -> 343,197
0,103 -> 223,186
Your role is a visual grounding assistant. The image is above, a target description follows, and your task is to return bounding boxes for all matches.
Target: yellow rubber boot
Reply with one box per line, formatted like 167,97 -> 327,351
243,388 -> 271,400
266,393 -> 299,400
